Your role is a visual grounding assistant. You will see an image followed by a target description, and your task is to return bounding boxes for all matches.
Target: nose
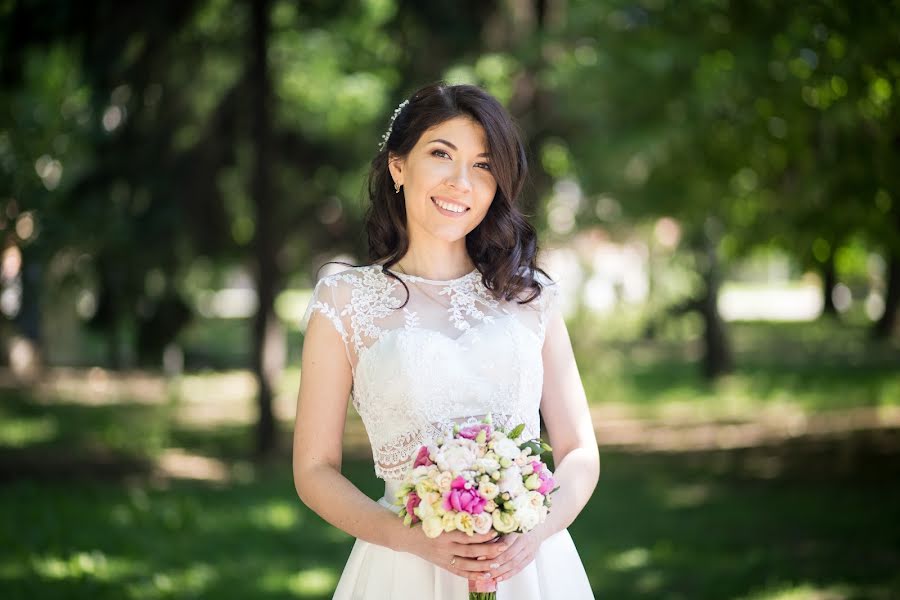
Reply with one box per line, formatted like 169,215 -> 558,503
445,163 -> 472,193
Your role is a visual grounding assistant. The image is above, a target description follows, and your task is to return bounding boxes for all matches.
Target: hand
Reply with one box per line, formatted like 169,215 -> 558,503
486,528 -> 547,583
403,526 -> 509,582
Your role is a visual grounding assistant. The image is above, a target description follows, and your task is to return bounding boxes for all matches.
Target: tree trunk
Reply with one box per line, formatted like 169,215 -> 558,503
11,248 -> 44,378
873,208 -> 900,339
873,253 -> 899,339
250,0 -> 281,459
820,252 -> 837,315
699,220 -> 733,379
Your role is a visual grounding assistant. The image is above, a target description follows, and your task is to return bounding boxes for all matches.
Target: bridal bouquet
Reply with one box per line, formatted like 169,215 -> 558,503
394,415 -> 557,600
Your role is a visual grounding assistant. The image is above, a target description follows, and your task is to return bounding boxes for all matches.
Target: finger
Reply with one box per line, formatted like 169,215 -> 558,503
452,531 -> 498,544
496,556 -> 534,583
491,546 -> 529,580
452,556 -> 496,575
443,556 -> 472,579
454,540 -> 508,559
473,541 -> 509,561
489,536 -> 524,565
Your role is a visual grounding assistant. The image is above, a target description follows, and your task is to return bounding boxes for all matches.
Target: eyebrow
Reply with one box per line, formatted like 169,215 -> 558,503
427,138 -> 491,158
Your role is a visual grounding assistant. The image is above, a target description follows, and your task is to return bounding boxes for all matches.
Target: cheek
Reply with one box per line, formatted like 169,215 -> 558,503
476,181 -> 498,212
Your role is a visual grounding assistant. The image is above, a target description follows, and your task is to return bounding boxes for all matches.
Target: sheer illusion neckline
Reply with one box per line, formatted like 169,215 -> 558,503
379,265 -> 480,285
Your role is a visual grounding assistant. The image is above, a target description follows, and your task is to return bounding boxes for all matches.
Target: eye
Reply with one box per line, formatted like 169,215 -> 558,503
476,162 -> 491,171
431,149 -> 450,159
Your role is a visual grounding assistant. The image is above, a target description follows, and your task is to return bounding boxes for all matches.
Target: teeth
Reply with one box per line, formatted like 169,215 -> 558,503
434,198 -> 467,213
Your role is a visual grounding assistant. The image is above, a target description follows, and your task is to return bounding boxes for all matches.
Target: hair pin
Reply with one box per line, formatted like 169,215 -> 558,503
378,98 -> 409,152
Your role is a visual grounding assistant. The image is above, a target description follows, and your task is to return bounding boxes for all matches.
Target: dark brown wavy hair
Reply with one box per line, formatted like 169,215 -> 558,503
364,81 -> 550,307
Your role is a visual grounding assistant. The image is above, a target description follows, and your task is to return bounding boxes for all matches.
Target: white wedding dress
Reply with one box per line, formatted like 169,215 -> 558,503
302,264 -> 594,599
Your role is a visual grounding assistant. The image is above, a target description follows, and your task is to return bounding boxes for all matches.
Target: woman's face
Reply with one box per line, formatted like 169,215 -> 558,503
389,116 -> 497,244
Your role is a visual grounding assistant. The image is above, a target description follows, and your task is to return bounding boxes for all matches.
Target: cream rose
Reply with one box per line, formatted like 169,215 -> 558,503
492,510 -> 519,534
472,512 -> 494,535
442,512 -> 457,533
435,470 -> 455,492
478,481 -> 500,500
422,516 -> 444,538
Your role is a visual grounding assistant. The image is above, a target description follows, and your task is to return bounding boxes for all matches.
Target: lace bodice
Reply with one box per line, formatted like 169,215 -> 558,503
301,264 -> 560,481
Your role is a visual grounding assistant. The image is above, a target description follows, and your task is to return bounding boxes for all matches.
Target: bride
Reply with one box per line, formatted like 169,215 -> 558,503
293,82 -> 598,599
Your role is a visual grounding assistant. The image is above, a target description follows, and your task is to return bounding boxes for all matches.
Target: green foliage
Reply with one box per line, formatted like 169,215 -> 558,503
506,423 -> 525,440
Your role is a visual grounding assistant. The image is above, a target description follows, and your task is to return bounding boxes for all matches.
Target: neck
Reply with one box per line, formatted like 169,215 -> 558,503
393,240 -> 475,281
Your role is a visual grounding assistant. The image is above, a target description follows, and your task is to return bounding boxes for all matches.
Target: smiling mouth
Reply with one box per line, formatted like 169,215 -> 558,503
431,197 -> 470,214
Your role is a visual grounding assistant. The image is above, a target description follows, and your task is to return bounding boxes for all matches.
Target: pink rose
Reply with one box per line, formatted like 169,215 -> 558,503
442,476 -> 486,515
538,472 -> 555,495
406,491 -> 422,524
531,461 -> 555,495
413,445 -> 433,468
458,424 -> 492,441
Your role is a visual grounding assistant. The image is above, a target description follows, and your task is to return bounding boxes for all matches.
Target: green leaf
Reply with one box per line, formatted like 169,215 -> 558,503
508,423 -> 526,439
519,440 -> 543,456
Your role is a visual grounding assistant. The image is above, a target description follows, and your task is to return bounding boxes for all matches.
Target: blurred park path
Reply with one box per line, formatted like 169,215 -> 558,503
3,365 -> 899,483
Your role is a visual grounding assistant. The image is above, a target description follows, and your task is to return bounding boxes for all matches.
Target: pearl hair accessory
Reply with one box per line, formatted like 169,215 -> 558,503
378,98 -> 409,152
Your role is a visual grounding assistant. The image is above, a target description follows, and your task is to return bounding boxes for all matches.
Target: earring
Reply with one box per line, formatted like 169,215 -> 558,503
394,182 -> 402,194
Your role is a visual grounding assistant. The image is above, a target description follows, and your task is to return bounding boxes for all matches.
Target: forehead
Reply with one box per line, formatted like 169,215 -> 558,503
417,116 -> 488,151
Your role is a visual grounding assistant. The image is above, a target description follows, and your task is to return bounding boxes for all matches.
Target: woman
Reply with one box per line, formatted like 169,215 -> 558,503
293,82 -> 598,599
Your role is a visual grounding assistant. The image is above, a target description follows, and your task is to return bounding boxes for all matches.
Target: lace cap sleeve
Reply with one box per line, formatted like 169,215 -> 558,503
535,269 -> 561,342
302,274 -> 357,372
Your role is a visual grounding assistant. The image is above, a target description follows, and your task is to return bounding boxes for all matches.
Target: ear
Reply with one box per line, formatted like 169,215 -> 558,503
387,154 -> 404,188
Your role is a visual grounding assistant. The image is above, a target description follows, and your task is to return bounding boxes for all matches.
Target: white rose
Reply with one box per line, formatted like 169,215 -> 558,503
478,481 -> 500,500
437,441 -> 478,473
477,456 -> 501,473
493,438 -> 521,461
497,465 -> 526,497
516,506 -> 540,531
412,465 -> 430,480
422,516 -> 444,538
511,495 -> 540,531
472,512 -> 493,535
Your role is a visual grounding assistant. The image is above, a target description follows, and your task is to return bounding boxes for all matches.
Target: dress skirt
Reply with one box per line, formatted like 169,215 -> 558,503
331,496 -> 595,599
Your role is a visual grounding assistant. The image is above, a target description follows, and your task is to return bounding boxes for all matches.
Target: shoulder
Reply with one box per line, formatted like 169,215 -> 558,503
512,266 -> 559,307
314,264 -> 400,302
315,264 -> 382,289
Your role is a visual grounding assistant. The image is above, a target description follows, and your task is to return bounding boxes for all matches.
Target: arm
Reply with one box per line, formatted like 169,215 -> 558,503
534,307 -> 601,538
293,310 -> 503,578
486,306 -> 600,582
292,310 -> 404,549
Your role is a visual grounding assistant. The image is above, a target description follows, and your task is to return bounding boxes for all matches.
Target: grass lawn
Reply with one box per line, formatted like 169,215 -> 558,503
2,447 -> 898,600
1,319 -> 899,599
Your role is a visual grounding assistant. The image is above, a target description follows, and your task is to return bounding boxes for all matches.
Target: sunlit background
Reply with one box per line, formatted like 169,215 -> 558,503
2,1 -> 899,599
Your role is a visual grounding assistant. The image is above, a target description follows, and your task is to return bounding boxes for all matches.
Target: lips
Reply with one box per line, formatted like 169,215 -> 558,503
431,196 -> 470,213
